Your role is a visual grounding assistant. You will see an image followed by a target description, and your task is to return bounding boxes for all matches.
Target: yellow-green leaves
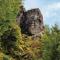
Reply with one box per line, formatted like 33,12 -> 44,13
0,0 -> 22,20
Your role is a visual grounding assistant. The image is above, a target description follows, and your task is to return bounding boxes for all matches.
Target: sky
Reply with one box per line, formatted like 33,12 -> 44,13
24,0 -> 60,27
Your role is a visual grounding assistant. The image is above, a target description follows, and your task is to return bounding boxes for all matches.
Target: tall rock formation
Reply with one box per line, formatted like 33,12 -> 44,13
16,6 -> 44,37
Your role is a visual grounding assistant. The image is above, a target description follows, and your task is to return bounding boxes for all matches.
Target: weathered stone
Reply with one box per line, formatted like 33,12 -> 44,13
16,6 -> 44,37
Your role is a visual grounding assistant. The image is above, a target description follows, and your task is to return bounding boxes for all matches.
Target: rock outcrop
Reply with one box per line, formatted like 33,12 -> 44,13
16,6 -> 44,37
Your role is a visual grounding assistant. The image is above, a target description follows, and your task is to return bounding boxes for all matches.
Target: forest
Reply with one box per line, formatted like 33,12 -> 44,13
0,0 -> 60,60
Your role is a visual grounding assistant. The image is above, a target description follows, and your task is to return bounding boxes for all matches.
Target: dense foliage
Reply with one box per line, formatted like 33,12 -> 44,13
41,24 -> 60,60
0,0 -> 60,60
0,0 -> 22,21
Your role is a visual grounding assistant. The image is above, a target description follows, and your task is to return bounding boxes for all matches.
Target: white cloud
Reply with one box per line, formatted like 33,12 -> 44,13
24,0 -> 41,10
47,2 -> 60,10
42,2 -> 60,19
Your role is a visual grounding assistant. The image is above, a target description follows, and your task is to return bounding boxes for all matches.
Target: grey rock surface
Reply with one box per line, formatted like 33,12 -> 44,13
16,7 -> 44,37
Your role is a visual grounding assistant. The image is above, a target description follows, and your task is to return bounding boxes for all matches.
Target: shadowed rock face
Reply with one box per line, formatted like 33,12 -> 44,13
16,8 -> 44,37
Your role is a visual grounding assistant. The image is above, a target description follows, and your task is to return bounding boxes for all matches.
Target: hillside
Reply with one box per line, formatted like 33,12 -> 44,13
0,0 -> 60,60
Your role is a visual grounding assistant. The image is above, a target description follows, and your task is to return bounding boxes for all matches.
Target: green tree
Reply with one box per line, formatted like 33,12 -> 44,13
42,24 -> 60,60
0,0 -> 22,21
0,0 -> 23,59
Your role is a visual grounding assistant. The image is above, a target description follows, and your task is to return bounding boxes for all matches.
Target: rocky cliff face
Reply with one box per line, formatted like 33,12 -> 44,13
16,7 -> 44,37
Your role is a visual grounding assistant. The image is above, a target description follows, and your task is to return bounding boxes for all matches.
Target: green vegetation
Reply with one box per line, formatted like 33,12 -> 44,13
42,24 -> 60,60
0,0 -> 60,60
0,0 -> 22,21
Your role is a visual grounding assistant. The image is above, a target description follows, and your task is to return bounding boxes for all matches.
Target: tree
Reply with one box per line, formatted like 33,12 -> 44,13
0,0 -> 23,60
42,24 -> 60,60
0,0 -> 22,21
